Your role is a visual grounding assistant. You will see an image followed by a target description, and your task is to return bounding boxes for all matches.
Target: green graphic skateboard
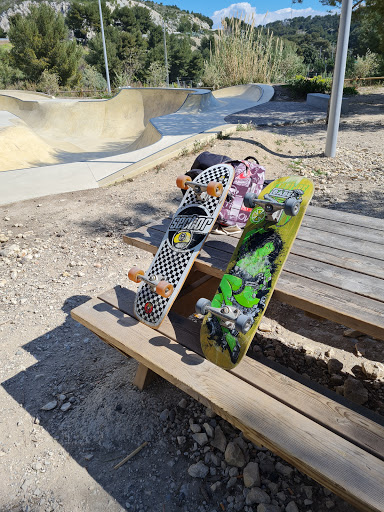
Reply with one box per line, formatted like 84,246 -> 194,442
196,176 -> 314,369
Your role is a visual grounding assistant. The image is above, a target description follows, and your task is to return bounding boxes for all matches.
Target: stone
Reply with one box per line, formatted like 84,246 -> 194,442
256,505 -> 280,512
246,487 -> 271,505
344,377 -> 368,405
178,398 -> 188,409
258,320 -> 272,333
327,359 -> 343,374
226,476 -> 237,489
60,402 -> 71,412
361,361 -> 384,380
343,328 -> 364,338
187,461 -> 209,478
224,442 -> 245,468
243,462 -> 261,488
205,407 -> 216,418
159,409 -> 169,421
190,423 -> 202,433
275,462 -> 293,477
192,433 -> 208,446
285,501 -> 299,512
41,400 -> 57,411
203,422 -> 214,438
211,426 -> 227,453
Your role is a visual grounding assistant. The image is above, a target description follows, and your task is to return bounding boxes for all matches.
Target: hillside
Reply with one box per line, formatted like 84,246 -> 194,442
0,0 -> 212,34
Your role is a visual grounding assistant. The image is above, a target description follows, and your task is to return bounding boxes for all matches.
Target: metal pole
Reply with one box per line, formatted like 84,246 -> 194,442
163,19 -> 169,87
325,0 -> 353,157
98,0 -> 111,94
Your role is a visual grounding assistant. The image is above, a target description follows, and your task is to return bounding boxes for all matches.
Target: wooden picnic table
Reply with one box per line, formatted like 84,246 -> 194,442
71,204 -> 384,512
124,205 -> 384,340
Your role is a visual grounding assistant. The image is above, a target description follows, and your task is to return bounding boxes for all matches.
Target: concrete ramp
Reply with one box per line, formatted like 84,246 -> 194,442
0,84 -> 274,204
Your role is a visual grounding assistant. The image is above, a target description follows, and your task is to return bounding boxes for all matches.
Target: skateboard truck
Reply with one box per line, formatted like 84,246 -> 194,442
244,189 -> 303,222
195,298 -> 253,334
176,175 -> 223,199
128,268 -> 174,298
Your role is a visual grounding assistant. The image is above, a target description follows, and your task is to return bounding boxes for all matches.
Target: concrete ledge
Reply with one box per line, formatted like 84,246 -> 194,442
307,93 -> 350,115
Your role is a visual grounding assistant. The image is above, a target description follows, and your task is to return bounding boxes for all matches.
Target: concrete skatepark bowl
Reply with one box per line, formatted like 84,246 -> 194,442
0,84 -> 274,205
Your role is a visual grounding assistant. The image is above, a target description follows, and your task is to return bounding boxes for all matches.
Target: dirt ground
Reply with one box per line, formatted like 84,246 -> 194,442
0,86 -> 383,512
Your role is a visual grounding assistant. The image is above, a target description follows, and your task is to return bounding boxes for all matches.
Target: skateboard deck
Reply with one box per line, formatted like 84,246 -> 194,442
198,175 -> 314,369
129,164 -> 235,328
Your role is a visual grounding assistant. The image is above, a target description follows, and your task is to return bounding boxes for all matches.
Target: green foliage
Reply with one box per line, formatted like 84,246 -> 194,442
79,63 -> 107,90
0,46 -> 24,87
8,3 -> 82,85
202,17 -> 303,88
147,61 -> 166,87
177,16 -> 192,33
86,25 -> 147,85
352,49 -> 380,78
287,75 -> 332,95
343,86 -> 358,96
37,69 -> 60,95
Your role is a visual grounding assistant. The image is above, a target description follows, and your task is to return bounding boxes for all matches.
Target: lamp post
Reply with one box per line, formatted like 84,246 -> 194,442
98,0 -> 111,94
163,19 -> 169,87
325,0 -> 353,157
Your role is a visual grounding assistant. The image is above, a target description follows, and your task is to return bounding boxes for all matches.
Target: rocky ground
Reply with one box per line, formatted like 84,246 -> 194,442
0,86 -> 383,512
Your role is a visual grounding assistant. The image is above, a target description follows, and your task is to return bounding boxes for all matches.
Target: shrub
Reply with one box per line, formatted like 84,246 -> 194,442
287,75 -> 332,96
352,49 -> 379,79
201,16 -> 303,88
37,70 -> 60,96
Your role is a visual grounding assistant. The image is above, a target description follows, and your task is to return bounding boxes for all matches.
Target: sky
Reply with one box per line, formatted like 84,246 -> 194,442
161,0 -> 338,29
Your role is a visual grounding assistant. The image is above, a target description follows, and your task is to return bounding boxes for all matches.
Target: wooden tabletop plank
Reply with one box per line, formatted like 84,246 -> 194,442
292,240 -> 384,280
285,253 -> 384,302
307,206 -> 384,232
99,286 -> 384,461
297,226 -> 384,261
71,298 -> 384,512
302,215 -> 384,245
274,273 -> 384,340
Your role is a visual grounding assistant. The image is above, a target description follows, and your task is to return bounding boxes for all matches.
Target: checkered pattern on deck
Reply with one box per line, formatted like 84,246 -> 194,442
134,164 -> 234,327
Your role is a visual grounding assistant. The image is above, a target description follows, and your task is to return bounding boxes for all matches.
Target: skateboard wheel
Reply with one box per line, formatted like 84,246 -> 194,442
284,197 -> 300,217
206,181 -> 223,198
243,192 -> 257,209
176,175 -> 192,190
155,280 -> 174,298
195,298 -> 211,315
235,314 -> 253,334
128,267 -> 145,283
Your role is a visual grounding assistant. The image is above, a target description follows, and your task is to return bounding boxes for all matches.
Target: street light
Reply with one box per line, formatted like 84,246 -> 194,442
163,18 -> 169,87
98,0 -> 111,94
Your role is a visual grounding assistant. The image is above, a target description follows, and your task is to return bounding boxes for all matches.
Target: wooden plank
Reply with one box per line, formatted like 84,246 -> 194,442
292,239 -> 384,280
71,298 -> 384,512
284,254 -> 384,302
98,286 -> 384,461
302,215 -> 384,245
132,363 -> 157,390
297,226 -> 384,261
307,206 -> 384,232
274,273 -> 384,340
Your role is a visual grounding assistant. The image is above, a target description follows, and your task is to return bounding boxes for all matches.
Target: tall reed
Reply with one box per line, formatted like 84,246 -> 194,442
202,16 -> 299,88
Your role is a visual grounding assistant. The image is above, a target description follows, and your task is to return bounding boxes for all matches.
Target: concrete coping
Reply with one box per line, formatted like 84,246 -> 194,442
307,93 -> 350,114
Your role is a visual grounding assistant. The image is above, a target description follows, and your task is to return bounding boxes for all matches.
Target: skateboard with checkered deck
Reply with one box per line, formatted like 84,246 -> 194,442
196,176 -> 314,369
128,164 -> 235,328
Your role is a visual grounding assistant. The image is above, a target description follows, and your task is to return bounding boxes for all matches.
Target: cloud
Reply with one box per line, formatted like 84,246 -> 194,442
211,2 -> 338,29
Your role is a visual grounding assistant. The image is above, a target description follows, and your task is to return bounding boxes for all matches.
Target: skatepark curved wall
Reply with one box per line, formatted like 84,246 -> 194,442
0,88 -> 198,171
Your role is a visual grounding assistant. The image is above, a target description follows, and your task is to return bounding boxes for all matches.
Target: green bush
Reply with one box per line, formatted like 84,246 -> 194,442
287,75 -> 332,96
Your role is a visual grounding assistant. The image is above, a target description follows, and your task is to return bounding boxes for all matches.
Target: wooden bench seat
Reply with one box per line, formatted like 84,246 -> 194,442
71,286 -> 384,512
124,206 -> 384,340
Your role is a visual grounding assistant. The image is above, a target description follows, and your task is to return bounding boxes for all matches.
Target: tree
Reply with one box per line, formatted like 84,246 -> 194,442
8,4 -> 82,85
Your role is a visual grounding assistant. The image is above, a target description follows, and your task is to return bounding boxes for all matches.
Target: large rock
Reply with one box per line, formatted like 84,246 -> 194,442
344,377 -> 368,405
224,441 -> 245,468
243,461 -> 261,488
